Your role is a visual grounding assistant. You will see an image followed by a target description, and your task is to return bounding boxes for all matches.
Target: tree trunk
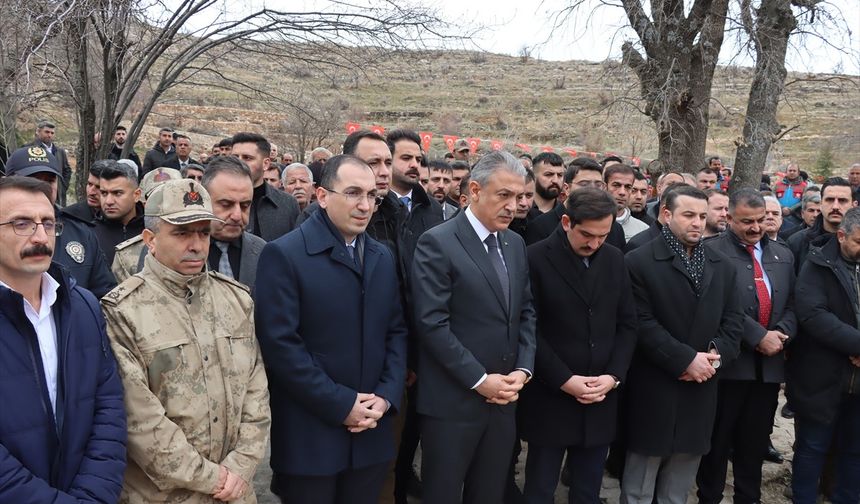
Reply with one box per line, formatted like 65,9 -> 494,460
731,0 -> 798,192
621,0 -> 730,175
69,16 -> 96,200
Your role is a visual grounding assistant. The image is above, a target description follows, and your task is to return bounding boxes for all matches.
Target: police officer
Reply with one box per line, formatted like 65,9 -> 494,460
4,146 -> 116,297
102,179 -> 270,503
111,167 -> 181,283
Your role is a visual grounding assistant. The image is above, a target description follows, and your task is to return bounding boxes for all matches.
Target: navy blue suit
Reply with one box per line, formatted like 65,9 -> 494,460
256,209 -> 407,483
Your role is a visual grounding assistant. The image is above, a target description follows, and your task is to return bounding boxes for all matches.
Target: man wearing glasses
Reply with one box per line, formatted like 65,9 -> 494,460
4,147 -> 116,297
0,174 -> 127,503
256,155 -> 406,504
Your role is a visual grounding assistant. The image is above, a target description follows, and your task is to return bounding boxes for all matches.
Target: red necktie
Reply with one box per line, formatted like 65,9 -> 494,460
746,244 -> 771,327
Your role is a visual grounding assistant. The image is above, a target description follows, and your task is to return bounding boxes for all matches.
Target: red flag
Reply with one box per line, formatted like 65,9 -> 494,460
515,143 -> 532,152
541,146 -> 554,152
563,148 -> 578,157
419,131 -> 433,152
443,135 -> 459,153
345,122 -> 360,135
631,157 -> 641,166
370,125 -> 385,136
490,140 -> 504,151
467,138 -> 481,154
588,152 -> 597,158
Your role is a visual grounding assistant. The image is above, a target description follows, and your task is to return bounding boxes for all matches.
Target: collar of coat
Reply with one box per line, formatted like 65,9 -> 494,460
301,207 -> 383,275
141,253 -> 208,299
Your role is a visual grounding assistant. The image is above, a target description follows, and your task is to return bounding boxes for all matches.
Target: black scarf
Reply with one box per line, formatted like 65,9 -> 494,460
661,224 -> 706,296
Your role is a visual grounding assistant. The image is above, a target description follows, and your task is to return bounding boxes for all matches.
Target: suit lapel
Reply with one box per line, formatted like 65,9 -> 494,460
546,231 -> 591,305
455,214 -> 508,314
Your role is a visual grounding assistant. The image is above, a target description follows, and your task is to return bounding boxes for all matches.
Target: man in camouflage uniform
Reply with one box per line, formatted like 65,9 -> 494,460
111,167 -> 181,283
102,179 -> 270,503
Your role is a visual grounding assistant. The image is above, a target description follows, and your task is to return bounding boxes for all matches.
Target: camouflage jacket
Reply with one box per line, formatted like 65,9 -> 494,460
111,234 -> 146,284
102,254 -> 270,503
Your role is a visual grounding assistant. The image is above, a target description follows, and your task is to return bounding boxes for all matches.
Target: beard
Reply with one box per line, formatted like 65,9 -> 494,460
535,182 -> 560,201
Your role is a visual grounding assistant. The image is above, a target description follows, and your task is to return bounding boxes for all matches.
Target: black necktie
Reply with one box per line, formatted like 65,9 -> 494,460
484,234 -> 509,307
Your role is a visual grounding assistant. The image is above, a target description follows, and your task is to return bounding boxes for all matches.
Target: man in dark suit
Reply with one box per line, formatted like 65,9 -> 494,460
412,150 -> 536,504
697,188 -> 797,504
622,185 -> 743,503
231,132 -> 300,241
520,187 -> 638,503
24,119 -> 72,205
201,156 -> 266,291
526,160 -> 626,250
255,155 -> 407,504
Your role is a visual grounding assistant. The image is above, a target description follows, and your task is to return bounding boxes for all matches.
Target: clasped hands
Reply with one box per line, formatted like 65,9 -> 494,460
476,370 -> 528,405
679,349 -> 721,383
343,393 -> 389,433
561,374 -> 616,404
756,330 -> 789,356
212,464 -> 248,502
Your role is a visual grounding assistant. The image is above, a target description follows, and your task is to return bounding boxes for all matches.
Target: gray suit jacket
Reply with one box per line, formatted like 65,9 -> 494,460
705,232 -> 797,383
237,231 -> 266,291
411,210 -> 536,420
250,183 -> 300,242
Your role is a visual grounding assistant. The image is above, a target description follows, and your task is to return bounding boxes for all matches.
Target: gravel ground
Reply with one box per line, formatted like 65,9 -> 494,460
252,390 -> 798,503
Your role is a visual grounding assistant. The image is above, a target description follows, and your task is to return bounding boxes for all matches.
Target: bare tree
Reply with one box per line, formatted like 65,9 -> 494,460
730,0 -> 856,191
28,0 -> 455,195
277,95 -> 345,164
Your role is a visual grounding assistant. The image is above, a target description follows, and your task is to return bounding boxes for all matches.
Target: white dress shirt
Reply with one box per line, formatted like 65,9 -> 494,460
0,273 -> 60,416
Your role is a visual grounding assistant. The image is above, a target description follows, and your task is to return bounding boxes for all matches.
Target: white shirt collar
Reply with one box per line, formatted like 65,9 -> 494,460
391,188 -> 413,200
465,206 -> 495,243
0,272 -> 60,320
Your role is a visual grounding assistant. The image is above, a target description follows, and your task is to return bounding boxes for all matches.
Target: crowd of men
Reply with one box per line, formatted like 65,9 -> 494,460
0,119 -> 859,504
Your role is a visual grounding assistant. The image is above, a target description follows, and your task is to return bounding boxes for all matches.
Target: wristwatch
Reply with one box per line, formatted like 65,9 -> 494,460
610,375 -> 621,389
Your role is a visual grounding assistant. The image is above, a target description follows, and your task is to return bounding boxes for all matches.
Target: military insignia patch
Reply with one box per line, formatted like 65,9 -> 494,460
65,241 -> 85,264
183,182 -> 204,207
154,170 -> 171,181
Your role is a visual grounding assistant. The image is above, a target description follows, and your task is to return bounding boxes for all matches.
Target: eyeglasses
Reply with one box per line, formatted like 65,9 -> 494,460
0,219 -> 64,237
324,187 -> 384,207
574,180 -> 607,190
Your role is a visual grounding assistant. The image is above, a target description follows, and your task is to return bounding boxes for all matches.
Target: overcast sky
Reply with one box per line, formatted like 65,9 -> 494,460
433,0 -> 859,75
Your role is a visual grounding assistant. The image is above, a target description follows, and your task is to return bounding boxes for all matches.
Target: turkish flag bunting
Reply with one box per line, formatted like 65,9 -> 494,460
443,135 -> 459,153
419,131 -> 433,152
515,143 -> 532,152
345,122 -> 360,134
370,125 -> 385,136
541,146 -> 554,152
467,138 -> 481,153
491,140 -> 504,151
632,157 -> 641,166
563,148 -> 578,157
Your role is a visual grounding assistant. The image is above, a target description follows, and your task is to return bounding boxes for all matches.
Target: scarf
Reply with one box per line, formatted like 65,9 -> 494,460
661,224 -> 706,296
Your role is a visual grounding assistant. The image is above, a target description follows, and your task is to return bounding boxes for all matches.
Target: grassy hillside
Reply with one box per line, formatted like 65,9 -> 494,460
23,48 -> 860,174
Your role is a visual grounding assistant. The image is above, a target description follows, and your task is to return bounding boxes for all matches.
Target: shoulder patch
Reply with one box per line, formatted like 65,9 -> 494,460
115,234 -> 143,251
101,276 -> 145,306
210,271 -> 251,293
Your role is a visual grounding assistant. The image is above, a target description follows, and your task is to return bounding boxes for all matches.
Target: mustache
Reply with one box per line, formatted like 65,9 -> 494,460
22,244 -> 52,259
180,254 -> 206,262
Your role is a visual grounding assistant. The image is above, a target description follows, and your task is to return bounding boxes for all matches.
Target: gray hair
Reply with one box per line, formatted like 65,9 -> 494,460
801,191 -> 821,210
763,195 -> 780,208
282,162 -> 314,185
841,207 -> 860,234
144,216 -> 161,232
470,150 -> 527,186
201,156 -> 251,188
311,147 -> 333,157
36,119 -> 55,129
